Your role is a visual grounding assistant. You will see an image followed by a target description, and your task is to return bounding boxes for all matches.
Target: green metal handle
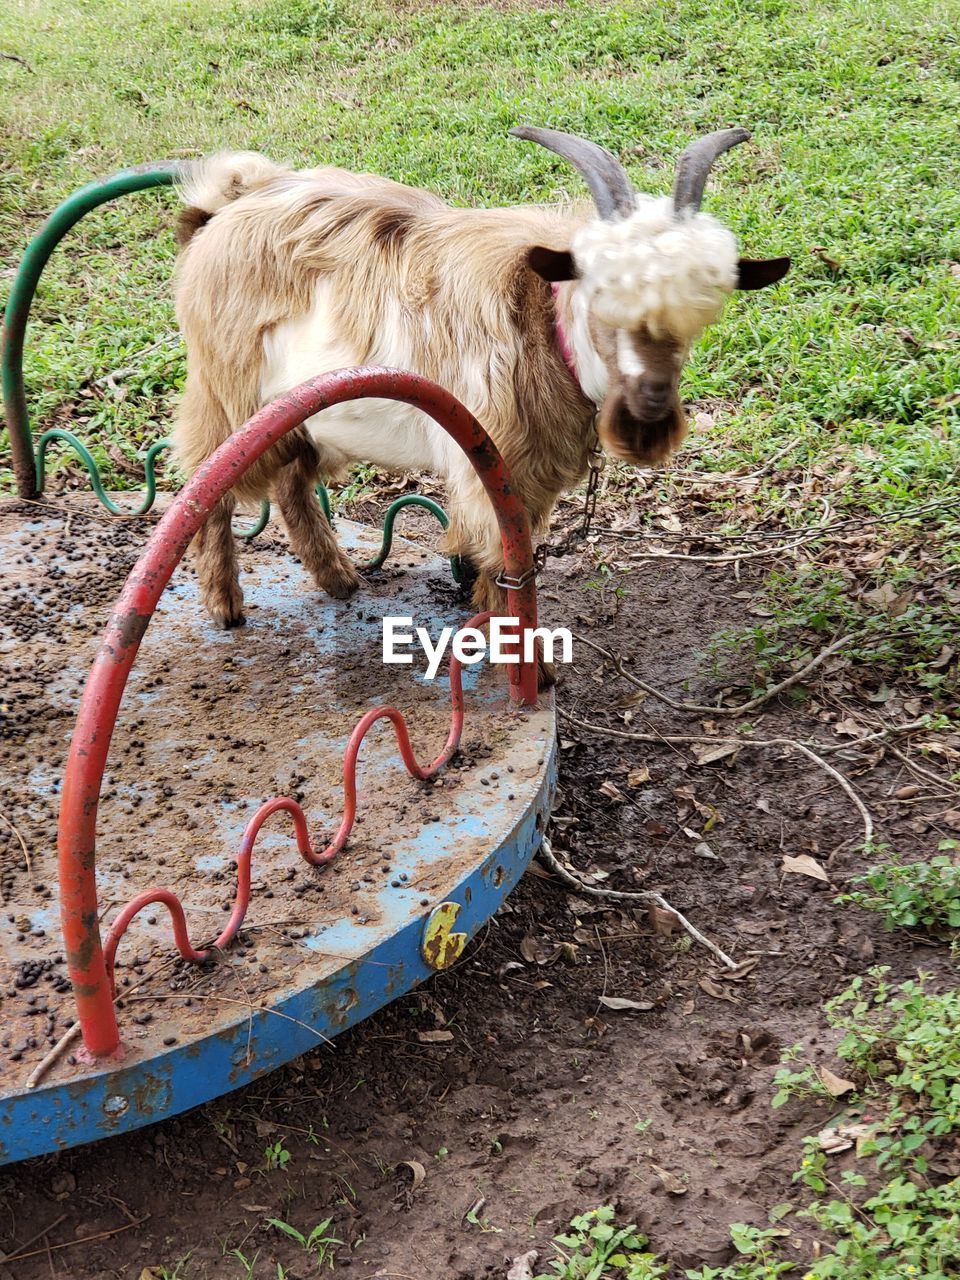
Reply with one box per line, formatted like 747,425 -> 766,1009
2,161 -> 184,499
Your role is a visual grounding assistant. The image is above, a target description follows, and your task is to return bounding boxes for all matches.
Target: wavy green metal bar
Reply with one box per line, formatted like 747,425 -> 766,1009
360,492 -> 462,582
2,161 -> 184,500
35,428 -> 170,517
34,429 -> 267,537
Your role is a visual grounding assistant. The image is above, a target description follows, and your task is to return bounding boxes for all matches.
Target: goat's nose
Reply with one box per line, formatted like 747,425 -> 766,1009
638,380 -> 671,414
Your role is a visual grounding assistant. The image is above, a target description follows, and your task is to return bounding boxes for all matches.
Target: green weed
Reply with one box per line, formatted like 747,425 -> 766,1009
267,1216 -> 342,1268
533,1206 -> 668,1279
839,845 -> 960,932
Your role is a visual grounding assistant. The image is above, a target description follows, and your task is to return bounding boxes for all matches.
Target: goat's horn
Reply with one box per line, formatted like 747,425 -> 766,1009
672,127 -> 751,215
510,126 -> 636,221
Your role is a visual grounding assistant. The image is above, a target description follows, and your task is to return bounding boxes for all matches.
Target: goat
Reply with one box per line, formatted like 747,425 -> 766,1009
172,127 -> 789,681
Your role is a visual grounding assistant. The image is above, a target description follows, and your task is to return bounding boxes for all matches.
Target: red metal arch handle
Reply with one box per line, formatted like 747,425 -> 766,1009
58,368 -> 538,1057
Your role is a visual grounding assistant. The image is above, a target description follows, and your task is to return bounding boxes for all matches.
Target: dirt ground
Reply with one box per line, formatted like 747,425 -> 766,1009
0,485 -> 955,1279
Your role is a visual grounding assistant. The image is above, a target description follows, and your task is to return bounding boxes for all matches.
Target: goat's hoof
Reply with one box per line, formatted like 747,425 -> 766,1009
323,565 -> 362,600
213,611 -> 246,629
537,658 -> 557,691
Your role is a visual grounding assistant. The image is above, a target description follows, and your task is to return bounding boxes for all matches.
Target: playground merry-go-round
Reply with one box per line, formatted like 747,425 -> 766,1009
0,164 -> 556,1165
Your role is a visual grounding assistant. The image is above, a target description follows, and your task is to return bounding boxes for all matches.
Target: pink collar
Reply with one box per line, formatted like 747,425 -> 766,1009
551,283 -> 580,390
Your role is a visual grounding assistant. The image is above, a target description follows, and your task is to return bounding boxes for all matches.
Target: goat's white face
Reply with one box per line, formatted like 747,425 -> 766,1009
517,125 -> 790,467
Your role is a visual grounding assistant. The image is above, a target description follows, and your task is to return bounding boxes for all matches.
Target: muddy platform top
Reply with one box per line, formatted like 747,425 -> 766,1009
0,497 -> 555,1163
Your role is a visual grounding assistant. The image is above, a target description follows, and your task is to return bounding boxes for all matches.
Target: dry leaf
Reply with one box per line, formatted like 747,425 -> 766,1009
699,977 -> 739,1003
782,854 -> 829,883
834,717 -> 863,738
693,741 -> 740,766
817,1122 -> 875,1155
648,904 -> 679,936
400,1159 -> 427,1190
650,1163 -> 687,1195
417,1029 -> 453,1044
599,995 -> 654,1012
654,506 -> 683,533
520,935 -> 562,965
819,1066 -> 857,1097
933,647 -> 957,670
507,1250 -> 540,1280
863,582 -> 912,616
598,780 -> 628,803
628,765 -> 651,786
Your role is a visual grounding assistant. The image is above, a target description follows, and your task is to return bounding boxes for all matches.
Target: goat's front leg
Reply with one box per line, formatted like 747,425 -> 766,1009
273,456 -> 361,600
194,492 -> 245,628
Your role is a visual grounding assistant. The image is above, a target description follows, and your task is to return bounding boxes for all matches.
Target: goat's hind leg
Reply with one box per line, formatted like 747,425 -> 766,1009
194,492 -> 246,627
273,452 -> 361,600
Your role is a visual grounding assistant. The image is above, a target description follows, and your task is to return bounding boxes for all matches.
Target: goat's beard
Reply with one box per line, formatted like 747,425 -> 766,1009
597,391 -> 688,466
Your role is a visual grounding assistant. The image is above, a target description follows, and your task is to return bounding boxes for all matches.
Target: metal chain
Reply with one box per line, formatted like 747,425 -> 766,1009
534,438 -> 605,573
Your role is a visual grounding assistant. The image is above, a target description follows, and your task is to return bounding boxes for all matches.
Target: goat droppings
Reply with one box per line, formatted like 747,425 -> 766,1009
573,196 -> 738,342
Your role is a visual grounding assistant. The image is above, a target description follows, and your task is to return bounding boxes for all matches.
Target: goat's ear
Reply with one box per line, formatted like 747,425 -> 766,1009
736,256 -> 791,290
527,246 -> 578,283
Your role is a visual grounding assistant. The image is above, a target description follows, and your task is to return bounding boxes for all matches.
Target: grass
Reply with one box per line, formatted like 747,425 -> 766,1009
2,0 -> 959,494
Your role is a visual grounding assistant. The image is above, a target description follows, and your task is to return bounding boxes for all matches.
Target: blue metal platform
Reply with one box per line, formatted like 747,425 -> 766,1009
0,503 -> 555,1163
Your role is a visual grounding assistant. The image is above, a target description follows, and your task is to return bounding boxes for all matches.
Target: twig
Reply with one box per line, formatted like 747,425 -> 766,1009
0,810 -> 32,876
0,53 -> 33,71
2,1216 -> 148,1265
886,744 -> 960,792
25,955 -> 181,1089
93,334 -> 180,388
594,923 -> 610,1008
789,741 -> 874,843
0,1216 -> 67,1267
667,435 -> 804,484
25,1025 -> 82,1090
0,496 -> 160,525
124,992 -> 334,1044
557,708 -> 874,843
625,536 -> 811,565
539,838 -> 737,970
574,632 -> 853,717
820,718 -> 932,755
591,494 -> 960,546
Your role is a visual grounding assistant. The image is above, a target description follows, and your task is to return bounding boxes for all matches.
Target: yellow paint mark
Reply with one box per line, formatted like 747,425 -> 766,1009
422,901 -> 467,971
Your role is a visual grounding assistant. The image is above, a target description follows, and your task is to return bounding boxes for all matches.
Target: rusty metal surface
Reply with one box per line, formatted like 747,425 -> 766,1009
0,503 -> 555,1164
